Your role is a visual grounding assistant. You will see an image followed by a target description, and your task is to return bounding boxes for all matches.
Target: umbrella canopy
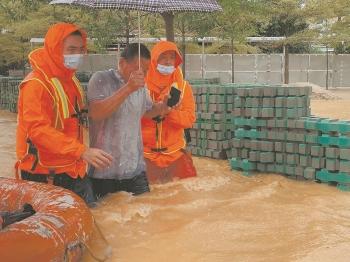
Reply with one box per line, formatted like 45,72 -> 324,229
50,0 -> 222,13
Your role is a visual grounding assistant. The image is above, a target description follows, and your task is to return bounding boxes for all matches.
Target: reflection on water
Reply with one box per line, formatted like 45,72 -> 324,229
1,110 -> 350,262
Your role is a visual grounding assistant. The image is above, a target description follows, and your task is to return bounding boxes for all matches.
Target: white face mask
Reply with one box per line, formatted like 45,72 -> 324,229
63,54 -> 84,70
157,64 -> 175,75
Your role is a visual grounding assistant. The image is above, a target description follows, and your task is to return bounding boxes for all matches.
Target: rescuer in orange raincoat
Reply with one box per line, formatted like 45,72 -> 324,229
16,23 -> 112,204
142,41 -> 197,183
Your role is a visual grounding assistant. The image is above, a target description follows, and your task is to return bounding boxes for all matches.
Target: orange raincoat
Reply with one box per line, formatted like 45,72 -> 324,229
142,41 -> 196,170
16,23 -> 87,179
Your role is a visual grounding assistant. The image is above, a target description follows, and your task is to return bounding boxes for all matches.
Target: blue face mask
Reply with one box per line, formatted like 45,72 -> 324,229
63,54 -> 84,70
157,64 -> 175,75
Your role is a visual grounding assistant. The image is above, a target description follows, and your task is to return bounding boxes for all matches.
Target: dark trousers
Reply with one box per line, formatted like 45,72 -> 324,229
90,172 -> 150,200
21,170 -> 96,206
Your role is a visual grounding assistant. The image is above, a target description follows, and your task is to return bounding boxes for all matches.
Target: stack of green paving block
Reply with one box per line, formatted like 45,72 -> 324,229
230,85 -> 312,177
188,82 -> 235,159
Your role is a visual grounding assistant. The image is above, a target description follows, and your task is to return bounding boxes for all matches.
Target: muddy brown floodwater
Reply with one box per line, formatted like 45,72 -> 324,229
1,99 -> 350,262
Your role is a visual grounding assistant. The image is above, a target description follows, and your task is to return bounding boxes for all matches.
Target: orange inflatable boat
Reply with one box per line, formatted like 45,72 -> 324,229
0,178 -> 94,262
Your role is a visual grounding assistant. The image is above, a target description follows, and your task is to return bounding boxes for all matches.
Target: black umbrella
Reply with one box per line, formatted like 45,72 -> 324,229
50,0 -> 222,63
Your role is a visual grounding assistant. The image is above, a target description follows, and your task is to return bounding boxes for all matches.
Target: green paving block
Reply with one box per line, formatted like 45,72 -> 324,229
316,169 -> 350,184
338,136 -> 350,148
242,159 -> 257,171
340,149 -> 350,160
311,146 -> 325,157
304,167 -> 316,180
337,121 -> 350,133
325,147 -> 340,158
337,183 -> 350,192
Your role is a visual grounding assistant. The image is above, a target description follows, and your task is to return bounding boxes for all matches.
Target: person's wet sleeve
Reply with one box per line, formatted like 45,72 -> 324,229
21,81 -> 86,159
165,82 -> 196,129
87,71 -> 110,102
142,87 -> 154,114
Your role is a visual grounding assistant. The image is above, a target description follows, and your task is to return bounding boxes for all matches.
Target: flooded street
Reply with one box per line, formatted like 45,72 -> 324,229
1,99 -> 350,262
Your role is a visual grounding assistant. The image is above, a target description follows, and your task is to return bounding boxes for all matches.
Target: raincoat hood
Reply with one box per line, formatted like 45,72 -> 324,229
28,23 -> 87,79
146,41 -> 183,94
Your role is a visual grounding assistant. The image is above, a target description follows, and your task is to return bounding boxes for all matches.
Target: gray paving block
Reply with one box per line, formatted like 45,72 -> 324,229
244,140 -> 251,149
232,138 -> 243,148
295,119 -> 305,129
287,120 -> 297,128
285,165 -> 295,176
260,152 -> 275,163
286,143 -> 298,153
250,140 -> 260,150
257,163 -> 267,172
275,142 -> 285,152
304,167 -> 316,180
267,119 -> 276,128
241,148 -> 249,159
340,160 -> 350,173
311,157 -> 325,169
325,147 -> 340,159
267,164 -> 275,173
275,97 -> 285,107
295,166 -> 304,177
231,148 -> 241,158
249,151 -> 260,162
286,154 -> 298,165
262,98 -> 275,107
326,158 -> 340,171
311,146 -> 325,157
298,144 -> 310,155
261,108 -> 274,118
275,153 -> 285,164
261,141 -> 274,151
299,155 -> 310,167
263,87 -> 277,97
340,149 -> 350,160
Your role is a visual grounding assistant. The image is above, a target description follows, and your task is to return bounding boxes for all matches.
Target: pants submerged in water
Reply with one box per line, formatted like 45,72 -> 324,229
145,151 -> 197,184
21,170 -> 96,206
90,172 -> 150,199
